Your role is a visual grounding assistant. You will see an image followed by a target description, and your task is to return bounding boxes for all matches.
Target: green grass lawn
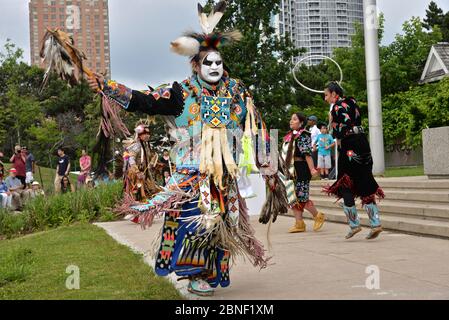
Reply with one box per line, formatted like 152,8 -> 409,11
0,223 -> 183,300
384,165 -> 424,177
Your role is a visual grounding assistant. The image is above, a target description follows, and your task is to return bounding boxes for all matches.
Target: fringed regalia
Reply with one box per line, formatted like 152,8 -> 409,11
324,97 -> 385,204
122,136 -> 161,203
103,72 -> 283,287
280,130 -> 315,210
40,1 -> 287,290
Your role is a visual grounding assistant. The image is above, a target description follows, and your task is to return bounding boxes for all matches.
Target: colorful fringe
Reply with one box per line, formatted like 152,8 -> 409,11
323,174 -> 385,205
100,94 -> 131,139
137,191 -> 194,228
361,188 -> 385,205
323,174 -> 355,198
113,193 -> 141,219
178,178 -> 269,270
236,192 -> 269,269
114,190 -> 194,229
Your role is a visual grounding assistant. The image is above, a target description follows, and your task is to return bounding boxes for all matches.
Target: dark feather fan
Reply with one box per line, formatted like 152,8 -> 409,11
40,28 -> 89,92
39,28 -> 130,176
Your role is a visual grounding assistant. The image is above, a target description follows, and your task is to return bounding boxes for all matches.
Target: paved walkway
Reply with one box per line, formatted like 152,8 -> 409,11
96,216 -> 449,300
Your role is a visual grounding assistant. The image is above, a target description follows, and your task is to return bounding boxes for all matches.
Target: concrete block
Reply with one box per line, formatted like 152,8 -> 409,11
423,126 -> 449,179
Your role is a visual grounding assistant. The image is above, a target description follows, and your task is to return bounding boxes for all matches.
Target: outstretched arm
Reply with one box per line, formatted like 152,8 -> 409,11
88,75 -> 184,117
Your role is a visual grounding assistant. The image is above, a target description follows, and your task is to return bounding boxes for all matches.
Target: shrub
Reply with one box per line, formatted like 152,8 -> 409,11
0,182 -> 123,239
0,210 -> 32,239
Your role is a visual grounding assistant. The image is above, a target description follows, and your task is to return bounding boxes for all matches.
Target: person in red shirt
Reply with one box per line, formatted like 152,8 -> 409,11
10,146 -> 26,188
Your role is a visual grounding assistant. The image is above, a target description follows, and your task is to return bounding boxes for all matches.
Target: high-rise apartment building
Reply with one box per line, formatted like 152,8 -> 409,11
279,0 -> 364,65
29,0 -> 111,78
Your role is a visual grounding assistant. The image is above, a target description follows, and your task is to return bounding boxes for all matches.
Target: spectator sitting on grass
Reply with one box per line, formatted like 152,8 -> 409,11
61,175 -> 75,194
0,174 -> 12,209
5,168 -> 31,210
30,181 -> 45,198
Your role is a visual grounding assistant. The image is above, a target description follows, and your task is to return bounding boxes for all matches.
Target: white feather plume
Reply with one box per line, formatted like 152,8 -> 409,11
198,1 -> 227,34
170,36 -> 201,56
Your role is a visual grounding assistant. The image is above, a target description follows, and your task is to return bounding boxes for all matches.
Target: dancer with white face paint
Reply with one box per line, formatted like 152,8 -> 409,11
200,51 -> 224,84
88,1 -> 288,297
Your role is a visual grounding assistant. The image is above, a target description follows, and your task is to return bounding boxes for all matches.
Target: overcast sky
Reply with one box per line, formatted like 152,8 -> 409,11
1,0 -> 448,89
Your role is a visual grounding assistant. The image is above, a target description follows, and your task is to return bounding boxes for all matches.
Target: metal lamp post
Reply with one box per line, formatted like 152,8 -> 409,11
363,0 -> 385,175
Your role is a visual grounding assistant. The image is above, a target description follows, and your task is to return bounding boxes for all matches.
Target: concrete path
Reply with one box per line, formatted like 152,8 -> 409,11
95,216 -> 449,300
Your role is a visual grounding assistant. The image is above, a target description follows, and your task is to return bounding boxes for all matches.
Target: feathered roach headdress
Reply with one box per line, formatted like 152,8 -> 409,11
170,1 -> 242,58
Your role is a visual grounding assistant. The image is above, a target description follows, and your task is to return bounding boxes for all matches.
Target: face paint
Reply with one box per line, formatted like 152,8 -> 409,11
200,51 -> 224,84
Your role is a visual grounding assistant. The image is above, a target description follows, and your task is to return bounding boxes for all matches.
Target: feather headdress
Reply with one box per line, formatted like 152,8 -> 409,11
170,1 -> 242,57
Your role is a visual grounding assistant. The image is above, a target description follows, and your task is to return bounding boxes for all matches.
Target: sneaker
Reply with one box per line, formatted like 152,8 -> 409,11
366,227 -> 383,240
345,226 -> 362,239
187,279 -> 214,297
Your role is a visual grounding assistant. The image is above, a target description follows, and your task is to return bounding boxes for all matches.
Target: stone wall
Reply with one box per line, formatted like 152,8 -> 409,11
385,147 -> 423,168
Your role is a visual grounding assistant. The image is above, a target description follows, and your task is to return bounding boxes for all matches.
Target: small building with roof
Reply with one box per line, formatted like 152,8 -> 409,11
420,42 -> 449,84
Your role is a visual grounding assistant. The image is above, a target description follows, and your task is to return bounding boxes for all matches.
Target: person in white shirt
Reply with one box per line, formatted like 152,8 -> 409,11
308,115 -> 321,169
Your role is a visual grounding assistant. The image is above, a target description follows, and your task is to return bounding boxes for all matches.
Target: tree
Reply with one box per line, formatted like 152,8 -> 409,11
289,17 -> 385,127
423,1 -> 449,42
0,40 -> 99,168
423,1 -> 444,30
287,12 -> 445,150
382,77 -> 449,150
27,118 -> 64,168
292,14 -> 441,103
382,17 -> 442,94
205,0 -> 302,130
0,40 -> 45,151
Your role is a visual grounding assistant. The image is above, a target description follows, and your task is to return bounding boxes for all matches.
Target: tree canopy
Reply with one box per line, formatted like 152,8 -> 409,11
290,11 -> 444,150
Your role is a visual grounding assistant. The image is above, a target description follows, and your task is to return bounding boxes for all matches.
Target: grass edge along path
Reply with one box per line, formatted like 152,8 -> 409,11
384,165 -> 424,177
0,223 -> 183,300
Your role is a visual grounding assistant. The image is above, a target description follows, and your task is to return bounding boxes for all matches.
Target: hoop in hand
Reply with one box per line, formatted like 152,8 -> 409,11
292,55 -> 344,94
